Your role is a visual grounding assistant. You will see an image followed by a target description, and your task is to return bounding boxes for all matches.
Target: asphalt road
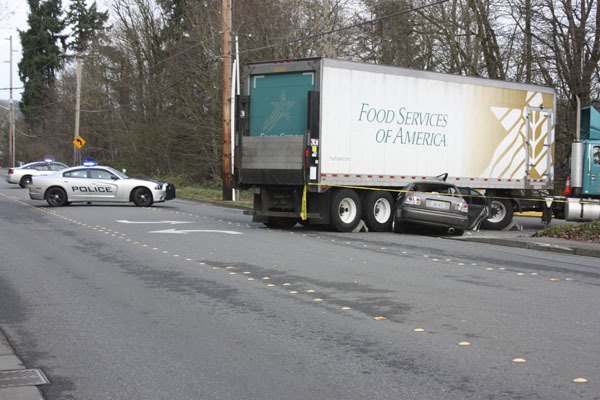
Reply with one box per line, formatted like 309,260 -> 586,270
0,182 -> 599,399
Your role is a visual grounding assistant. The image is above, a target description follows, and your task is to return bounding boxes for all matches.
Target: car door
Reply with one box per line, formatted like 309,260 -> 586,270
459,188 -> 490,230
85,168 -> 120,201
62,169 -> 92,201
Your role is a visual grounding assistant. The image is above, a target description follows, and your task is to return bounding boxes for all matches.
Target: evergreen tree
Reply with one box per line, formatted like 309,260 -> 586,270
66,0 -> 108,54
18,0 -> 66,120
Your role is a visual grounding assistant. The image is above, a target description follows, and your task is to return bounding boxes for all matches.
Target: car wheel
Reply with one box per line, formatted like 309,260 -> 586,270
264,217 -> 298,229
132,187 -> 154,207
362,191 -> 394,232
482,198 -> 513,230
453,229 -> 465,236
19,175 -> 33,188
45,187 -> 68,207
329,189 -> 361,232
393,219 -> 407,233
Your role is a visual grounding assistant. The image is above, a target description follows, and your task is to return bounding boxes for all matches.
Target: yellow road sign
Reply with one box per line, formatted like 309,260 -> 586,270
73,135 -> 86,149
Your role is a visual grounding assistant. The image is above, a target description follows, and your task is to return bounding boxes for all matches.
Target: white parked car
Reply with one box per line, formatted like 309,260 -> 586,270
29,165 -> 176,207
6,160 -> 69,188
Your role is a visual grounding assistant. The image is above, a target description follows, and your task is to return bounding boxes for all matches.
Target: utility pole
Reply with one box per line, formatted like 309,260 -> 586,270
5,35 -> 15,168
73,56 -> 82,165
221,0 -> 233,201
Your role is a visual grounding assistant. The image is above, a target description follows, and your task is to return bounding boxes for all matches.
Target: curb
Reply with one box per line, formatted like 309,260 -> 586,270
457,237 -> 600,258
0,329 -> 44,400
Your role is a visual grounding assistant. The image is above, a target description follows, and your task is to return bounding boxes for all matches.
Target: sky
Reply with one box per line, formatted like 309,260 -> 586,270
0,0 -> 28,102
0,0 -> 111,102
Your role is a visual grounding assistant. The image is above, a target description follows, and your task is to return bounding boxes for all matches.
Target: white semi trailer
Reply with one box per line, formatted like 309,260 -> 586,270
235,58 -> 558,232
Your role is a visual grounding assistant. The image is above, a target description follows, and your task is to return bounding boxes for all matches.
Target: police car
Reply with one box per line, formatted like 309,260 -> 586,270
6,160 -> 69,188
28,163 -> 176,207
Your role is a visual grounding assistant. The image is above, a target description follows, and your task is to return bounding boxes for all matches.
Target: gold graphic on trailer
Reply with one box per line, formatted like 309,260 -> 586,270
481,92 -> 552,180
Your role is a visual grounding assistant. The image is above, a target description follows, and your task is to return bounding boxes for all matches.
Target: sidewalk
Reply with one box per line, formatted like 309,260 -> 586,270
0,330 -> 45,400
453,220 -> 600,258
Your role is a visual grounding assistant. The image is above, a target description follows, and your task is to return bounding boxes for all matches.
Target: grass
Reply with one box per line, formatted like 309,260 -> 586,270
176,185 -> 253,208
535,221 -> 600,243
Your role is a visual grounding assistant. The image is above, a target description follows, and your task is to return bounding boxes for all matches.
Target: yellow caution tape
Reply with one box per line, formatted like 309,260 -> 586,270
307,182 -> 597,205
300,184 -> 308,221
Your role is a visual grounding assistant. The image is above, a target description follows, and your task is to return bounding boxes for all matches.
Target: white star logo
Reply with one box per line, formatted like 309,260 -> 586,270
262,91 -> 296,133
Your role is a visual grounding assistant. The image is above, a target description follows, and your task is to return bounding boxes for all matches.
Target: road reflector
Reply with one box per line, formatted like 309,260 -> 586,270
314,298 -> 323,302
283,283 -> 291,286
262,277 -> 270,280
413,328 -> 425,332
289,291 -> 298,294
267,284 -> 275,287
243,272 -> 251,274
341,307 -> 351,310
247,278 -> 255,281
459,342 -> 470,346
512,358 -> 526,363
306,290 -> 315,293
374,316 -> 387,321
573,378 -> 588,383
565,278 -> 575,281
486,268 -> 494,271
550,278 -> 560,282
517,273 -> 525,276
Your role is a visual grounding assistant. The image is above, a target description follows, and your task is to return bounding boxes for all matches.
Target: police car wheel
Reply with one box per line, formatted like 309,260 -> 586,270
19,175 -> 33,188
133,187 -> 153,207
45,187 -> 68,207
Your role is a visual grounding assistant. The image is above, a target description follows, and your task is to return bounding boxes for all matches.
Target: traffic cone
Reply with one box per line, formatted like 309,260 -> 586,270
562,176 -> 572,197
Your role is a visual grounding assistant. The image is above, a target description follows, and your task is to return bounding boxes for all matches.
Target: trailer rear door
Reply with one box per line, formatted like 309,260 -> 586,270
249,72 -> 315,136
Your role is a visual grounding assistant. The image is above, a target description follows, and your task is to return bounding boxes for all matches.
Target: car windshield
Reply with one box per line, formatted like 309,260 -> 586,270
105,167 -> 129,179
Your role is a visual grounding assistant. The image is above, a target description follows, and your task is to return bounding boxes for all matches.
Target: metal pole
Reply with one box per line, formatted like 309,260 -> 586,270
230,57 -> 236,201
221,0 -> 232,200
7,36 -> 14,168
73,56 -> 82,165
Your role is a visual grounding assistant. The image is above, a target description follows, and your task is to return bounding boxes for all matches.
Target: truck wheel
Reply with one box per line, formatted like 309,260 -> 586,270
264,217 -> 298,229
19,175 -> 33,188
330,189 -> 361,232
482,198 -> 513,230
363,191 -> 394,232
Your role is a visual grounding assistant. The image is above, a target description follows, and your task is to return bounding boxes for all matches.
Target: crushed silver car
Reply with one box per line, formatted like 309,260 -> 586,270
393,180 -> 489,236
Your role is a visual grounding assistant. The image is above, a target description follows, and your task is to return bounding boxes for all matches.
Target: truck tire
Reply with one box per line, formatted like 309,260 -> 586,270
482,198 -> 513,230
362,191 -> 394,232
264,217 -> 298,229
330,189 -> 361,232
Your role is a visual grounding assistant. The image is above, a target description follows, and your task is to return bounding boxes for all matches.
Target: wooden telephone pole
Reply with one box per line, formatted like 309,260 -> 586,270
221,0 -> 233,201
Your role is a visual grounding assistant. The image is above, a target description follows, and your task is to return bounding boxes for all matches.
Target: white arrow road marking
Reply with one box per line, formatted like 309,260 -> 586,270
116,220 -> 193,225
148,229 -> 243,235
